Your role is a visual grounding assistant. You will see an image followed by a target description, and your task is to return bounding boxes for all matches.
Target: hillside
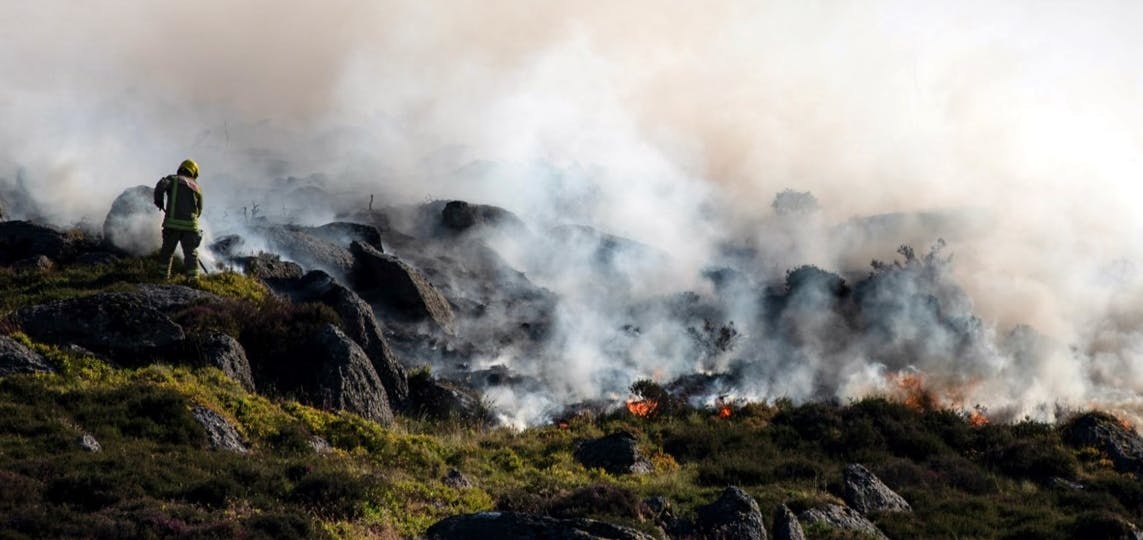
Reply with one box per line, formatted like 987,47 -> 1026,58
1,250 -> 1143,539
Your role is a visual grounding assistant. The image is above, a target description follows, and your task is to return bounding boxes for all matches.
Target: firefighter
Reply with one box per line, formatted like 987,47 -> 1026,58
153,159 -> 204,278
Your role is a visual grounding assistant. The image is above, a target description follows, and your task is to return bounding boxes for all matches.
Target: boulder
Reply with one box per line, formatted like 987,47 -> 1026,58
236,254 -> 304,281
192,405 -> 248,453
102,185 -> 163,255
134,284 -> 222,312
309,435 -> 333,454
0,335 -> 53,376
692,486 -> 767,540
350,241 -> 456,333
442,468 -> 473,488
772,504 -> 805,540
310,324 -> 394,426
425,511 -> 655,540
13,292 -> 186,360
258,224 -> 356,279
12,255 -> 55,273
198,331 -> 255,391
798,504 -> 887,540
1061,412 -> 1143,475
77,433 -> 102,453
574,432 -> 652,475
406,372 -> 493,426
308,222 -> 385,251
269,271 -> 408,408
0,221 -> 80,264
843,463 -> 911,514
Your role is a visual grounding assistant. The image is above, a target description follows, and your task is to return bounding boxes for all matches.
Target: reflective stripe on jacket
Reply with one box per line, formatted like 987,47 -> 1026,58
153,175 -> 203,231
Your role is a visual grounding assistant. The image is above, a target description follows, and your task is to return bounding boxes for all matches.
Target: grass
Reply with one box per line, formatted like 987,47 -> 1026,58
1,260 -> 1142,538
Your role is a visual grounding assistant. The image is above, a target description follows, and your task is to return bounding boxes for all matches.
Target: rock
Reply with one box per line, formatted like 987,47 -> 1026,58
441,201 -> 478,231
309,435 -> 333,454
442,468 -> 472,488
640,496 -> 675,524
1061,412 -> 1143,475
350,241 -> 456,333
236,254 -> 304,280
692,486 -> 767,540
799,504 -> 887,540
102,185 -> 163,255
406,372 -> 493,426
574,432 -> 652,476
258,224 -> 357,279
77,433 -> 102,453
192,406 -> 248,453
0,221 -> 80,264
0,335 -> 53,376
308,222 -> 385,251
12,255 -> 54,272
772,505 -> 806,540
198,331 -> 255,391
269,271 -> 408,408
425,511 -> 655,540
310,324 -> 394,426
133,284 -> 223,312
13,292 -> 186,360
843,463 -> 911,514
209,234 -> 245,258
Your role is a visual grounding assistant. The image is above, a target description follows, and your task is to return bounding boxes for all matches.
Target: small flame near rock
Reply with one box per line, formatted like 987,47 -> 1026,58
627,399 -> 658,417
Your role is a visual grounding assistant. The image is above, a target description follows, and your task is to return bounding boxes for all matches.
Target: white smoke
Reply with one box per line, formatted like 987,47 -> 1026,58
4,1 -> 1143,425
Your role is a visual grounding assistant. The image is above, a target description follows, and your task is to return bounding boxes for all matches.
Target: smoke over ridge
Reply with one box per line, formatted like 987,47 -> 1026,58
4,1 -> 1143,425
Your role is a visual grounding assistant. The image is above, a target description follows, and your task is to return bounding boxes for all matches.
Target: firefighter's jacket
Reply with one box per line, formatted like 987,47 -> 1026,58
153,175 -> 203,232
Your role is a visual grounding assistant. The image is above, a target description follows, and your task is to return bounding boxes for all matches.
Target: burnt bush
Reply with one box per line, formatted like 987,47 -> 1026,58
548,484 -> 641,520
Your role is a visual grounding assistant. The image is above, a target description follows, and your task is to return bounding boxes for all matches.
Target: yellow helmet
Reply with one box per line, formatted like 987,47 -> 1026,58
178,159 -> 199,179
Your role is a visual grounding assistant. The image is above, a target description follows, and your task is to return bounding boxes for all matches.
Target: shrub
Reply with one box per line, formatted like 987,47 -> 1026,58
548,484 -> 641,519
994,440 -> 1077,481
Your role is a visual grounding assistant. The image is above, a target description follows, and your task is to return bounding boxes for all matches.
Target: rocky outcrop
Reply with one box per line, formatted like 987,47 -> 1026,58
406,372 -> 493,426
692,486 -> 767,540
0,335 -> 53,376
192,406 -> 248,453
350,241 -> 455,333
14,292 -> 186,360
269,271 -> 408,408
440,200 -> 524,233
425,511 -> 655,540
574,432 -> 652,475
843,463 -> 911,514
235,254 -> 304,281
799,504 -> 887,540
310,325 -> 394,426
197,331 -> 255,391
1061,412 -> 1143,475
103,185 -> 163,256
0,221 -> 82,265
772,504 -> 805,540
308,222 -> 385,251
12,285 -> 224,365
258,225 -> 356,279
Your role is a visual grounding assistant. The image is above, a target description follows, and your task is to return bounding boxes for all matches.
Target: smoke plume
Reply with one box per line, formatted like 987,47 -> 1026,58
4,1 -> 1143,426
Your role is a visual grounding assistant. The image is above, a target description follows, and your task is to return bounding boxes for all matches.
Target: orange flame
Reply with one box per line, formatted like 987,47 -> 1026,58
715,396 -> 733,419
626,399 -> 658,417
968,409 -> 989,427
888,372 -> 934,411
557,421 -> 570,429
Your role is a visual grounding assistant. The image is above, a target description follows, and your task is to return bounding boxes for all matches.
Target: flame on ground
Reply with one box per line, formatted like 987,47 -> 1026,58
715,396 -> 733,419
968,408 -> 989,427
627,399 -> 658,417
